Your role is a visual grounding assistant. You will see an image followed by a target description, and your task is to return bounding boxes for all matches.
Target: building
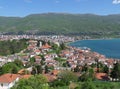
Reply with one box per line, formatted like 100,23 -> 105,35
0,73 -> 19,89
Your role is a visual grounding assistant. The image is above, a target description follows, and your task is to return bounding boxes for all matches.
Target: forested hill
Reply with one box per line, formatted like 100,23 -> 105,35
1,13 -> 120,37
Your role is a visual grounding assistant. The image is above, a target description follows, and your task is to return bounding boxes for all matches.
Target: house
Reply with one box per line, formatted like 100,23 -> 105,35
0,73 -> 20,89
28,40 -> 37,46
51,70 -> 59,76
30,52 -> 36,58
41,43 -> 51,51
95,73 -> 109,81
35,56 -> 41,64
34,49 -> 41,55
22,55 -> 29,61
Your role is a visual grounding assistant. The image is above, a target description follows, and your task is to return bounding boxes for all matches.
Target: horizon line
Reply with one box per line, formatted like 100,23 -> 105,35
0,12 -> 120,17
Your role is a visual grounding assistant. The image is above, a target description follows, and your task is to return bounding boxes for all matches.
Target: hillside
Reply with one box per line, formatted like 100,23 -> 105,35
0,13 -> 120,37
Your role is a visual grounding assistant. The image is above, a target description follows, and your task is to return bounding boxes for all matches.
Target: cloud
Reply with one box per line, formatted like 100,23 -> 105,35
113,0 -> 120,4
24,0 -> 32,3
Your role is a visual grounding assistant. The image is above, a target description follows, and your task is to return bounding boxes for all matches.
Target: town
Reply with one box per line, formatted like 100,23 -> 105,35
0,35 -> 119,89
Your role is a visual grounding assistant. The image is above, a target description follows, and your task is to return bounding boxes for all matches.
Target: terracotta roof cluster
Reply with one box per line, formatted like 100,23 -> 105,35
0,73 -> 19,83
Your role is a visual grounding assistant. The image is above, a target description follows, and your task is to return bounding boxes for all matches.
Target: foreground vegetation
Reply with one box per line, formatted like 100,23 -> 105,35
11,72 -> 120,89
11,75 -> 48,89
10,59 -> 120,89
0,59 -> 24,75
0,39 -> 28,56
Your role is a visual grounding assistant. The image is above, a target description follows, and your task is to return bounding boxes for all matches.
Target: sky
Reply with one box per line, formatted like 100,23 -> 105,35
0,0 -> 120,17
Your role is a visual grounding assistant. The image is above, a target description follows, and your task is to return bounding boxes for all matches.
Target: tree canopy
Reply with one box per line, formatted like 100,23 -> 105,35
11,75 -> 48,89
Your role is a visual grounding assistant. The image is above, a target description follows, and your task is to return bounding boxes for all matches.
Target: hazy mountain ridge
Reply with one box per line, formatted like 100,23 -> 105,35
0,13 -> 120,36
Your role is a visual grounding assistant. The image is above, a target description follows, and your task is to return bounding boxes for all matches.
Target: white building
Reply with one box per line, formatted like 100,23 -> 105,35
0,73 -> 19,89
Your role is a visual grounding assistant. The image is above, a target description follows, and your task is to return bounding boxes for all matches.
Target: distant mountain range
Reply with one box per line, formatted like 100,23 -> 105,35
0,13 -> 120,37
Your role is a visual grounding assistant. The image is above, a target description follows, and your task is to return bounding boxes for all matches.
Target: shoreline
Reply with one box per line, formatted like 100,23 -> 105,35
68,38 -> 120,60
68,38 -> 120,46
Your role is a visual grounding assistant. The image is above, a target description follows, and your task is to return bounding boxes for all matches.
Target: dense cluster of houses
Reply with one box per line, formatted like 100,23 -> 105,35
0,35 -> 118,89
0,35 -> 74,89
0,35 -> 75,42
60,46 -> 116,69
0,35 -> 74,65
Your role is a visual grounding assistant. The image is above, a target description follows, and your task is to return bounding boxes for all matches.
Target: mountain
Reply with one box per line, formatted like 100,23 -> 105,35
0,13 -> 120,37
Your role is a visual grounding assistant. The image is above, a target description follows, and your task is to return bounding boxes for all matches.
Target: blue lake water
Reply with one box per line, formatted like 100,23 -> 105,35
69,39 -> 120,59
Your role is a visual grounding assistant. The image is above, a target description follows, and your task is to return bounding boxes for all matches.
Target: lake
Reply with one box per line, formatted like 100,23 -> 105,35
69,39 -> 120,59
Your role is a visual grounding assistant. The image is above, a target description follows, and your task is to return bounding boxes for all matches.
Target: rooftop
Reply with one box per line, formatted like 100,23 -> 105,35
0,73 -> 19,83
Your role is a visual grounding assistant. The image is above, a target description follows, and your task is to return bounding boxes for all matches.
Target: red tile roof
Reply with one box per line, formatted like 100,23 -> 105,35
20,75 -> 32,79
51,70 -> 59,75
0,73 -> 19,83
95,73 -> 109,80
34,49 -> 41,53
35,56 -> 41,59
18,69 -> 25,75
41,43 -> 51,49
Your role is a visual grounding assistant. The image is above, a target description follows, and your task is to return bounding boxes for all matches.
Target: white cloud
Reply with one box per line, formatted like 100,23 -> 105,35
24,0 -> 32,3
113,0 -> 120,4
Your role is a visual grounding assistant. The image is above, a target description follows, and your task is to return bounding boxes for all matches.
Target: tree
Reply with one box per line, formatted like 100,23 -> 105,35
40,60 -> 45,65
35,65 -> 42,74
58,71 -> 78,85
0,67 -> 2,75
50,80 -> 66,87
102,65 -> 109,74
52,43 -> 59,50
2,62 -> 19,74
62,62 -> 68,67
11,75 -> 48,89
81,79 -> 96,89
74,65 -> 80,72
88,68 -> 95,80
110,63 -> 120,80
40,55 -> 45,61
47,41 -> 51,45
31,67 -> 37,75
45,65 -> 49,74
79,68 -> 94,82
79,72 -> 89,82
60,43 -> 66,50
94,57 -> 100,73
14,59 -> 23,68
11,66 -> 18,74
30,57 -> 35,64
0,39 -> 28,56
82,64 -> 88,72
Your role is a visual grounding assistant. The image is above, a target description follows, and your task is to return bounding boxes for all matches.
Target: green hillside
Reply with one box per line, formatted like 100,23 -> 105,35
0,13 -> 120,37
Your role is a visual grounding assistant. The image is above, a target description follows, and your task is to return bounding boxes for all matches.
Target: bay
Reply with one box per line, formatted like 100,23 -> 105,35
69,39 -> 120,59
